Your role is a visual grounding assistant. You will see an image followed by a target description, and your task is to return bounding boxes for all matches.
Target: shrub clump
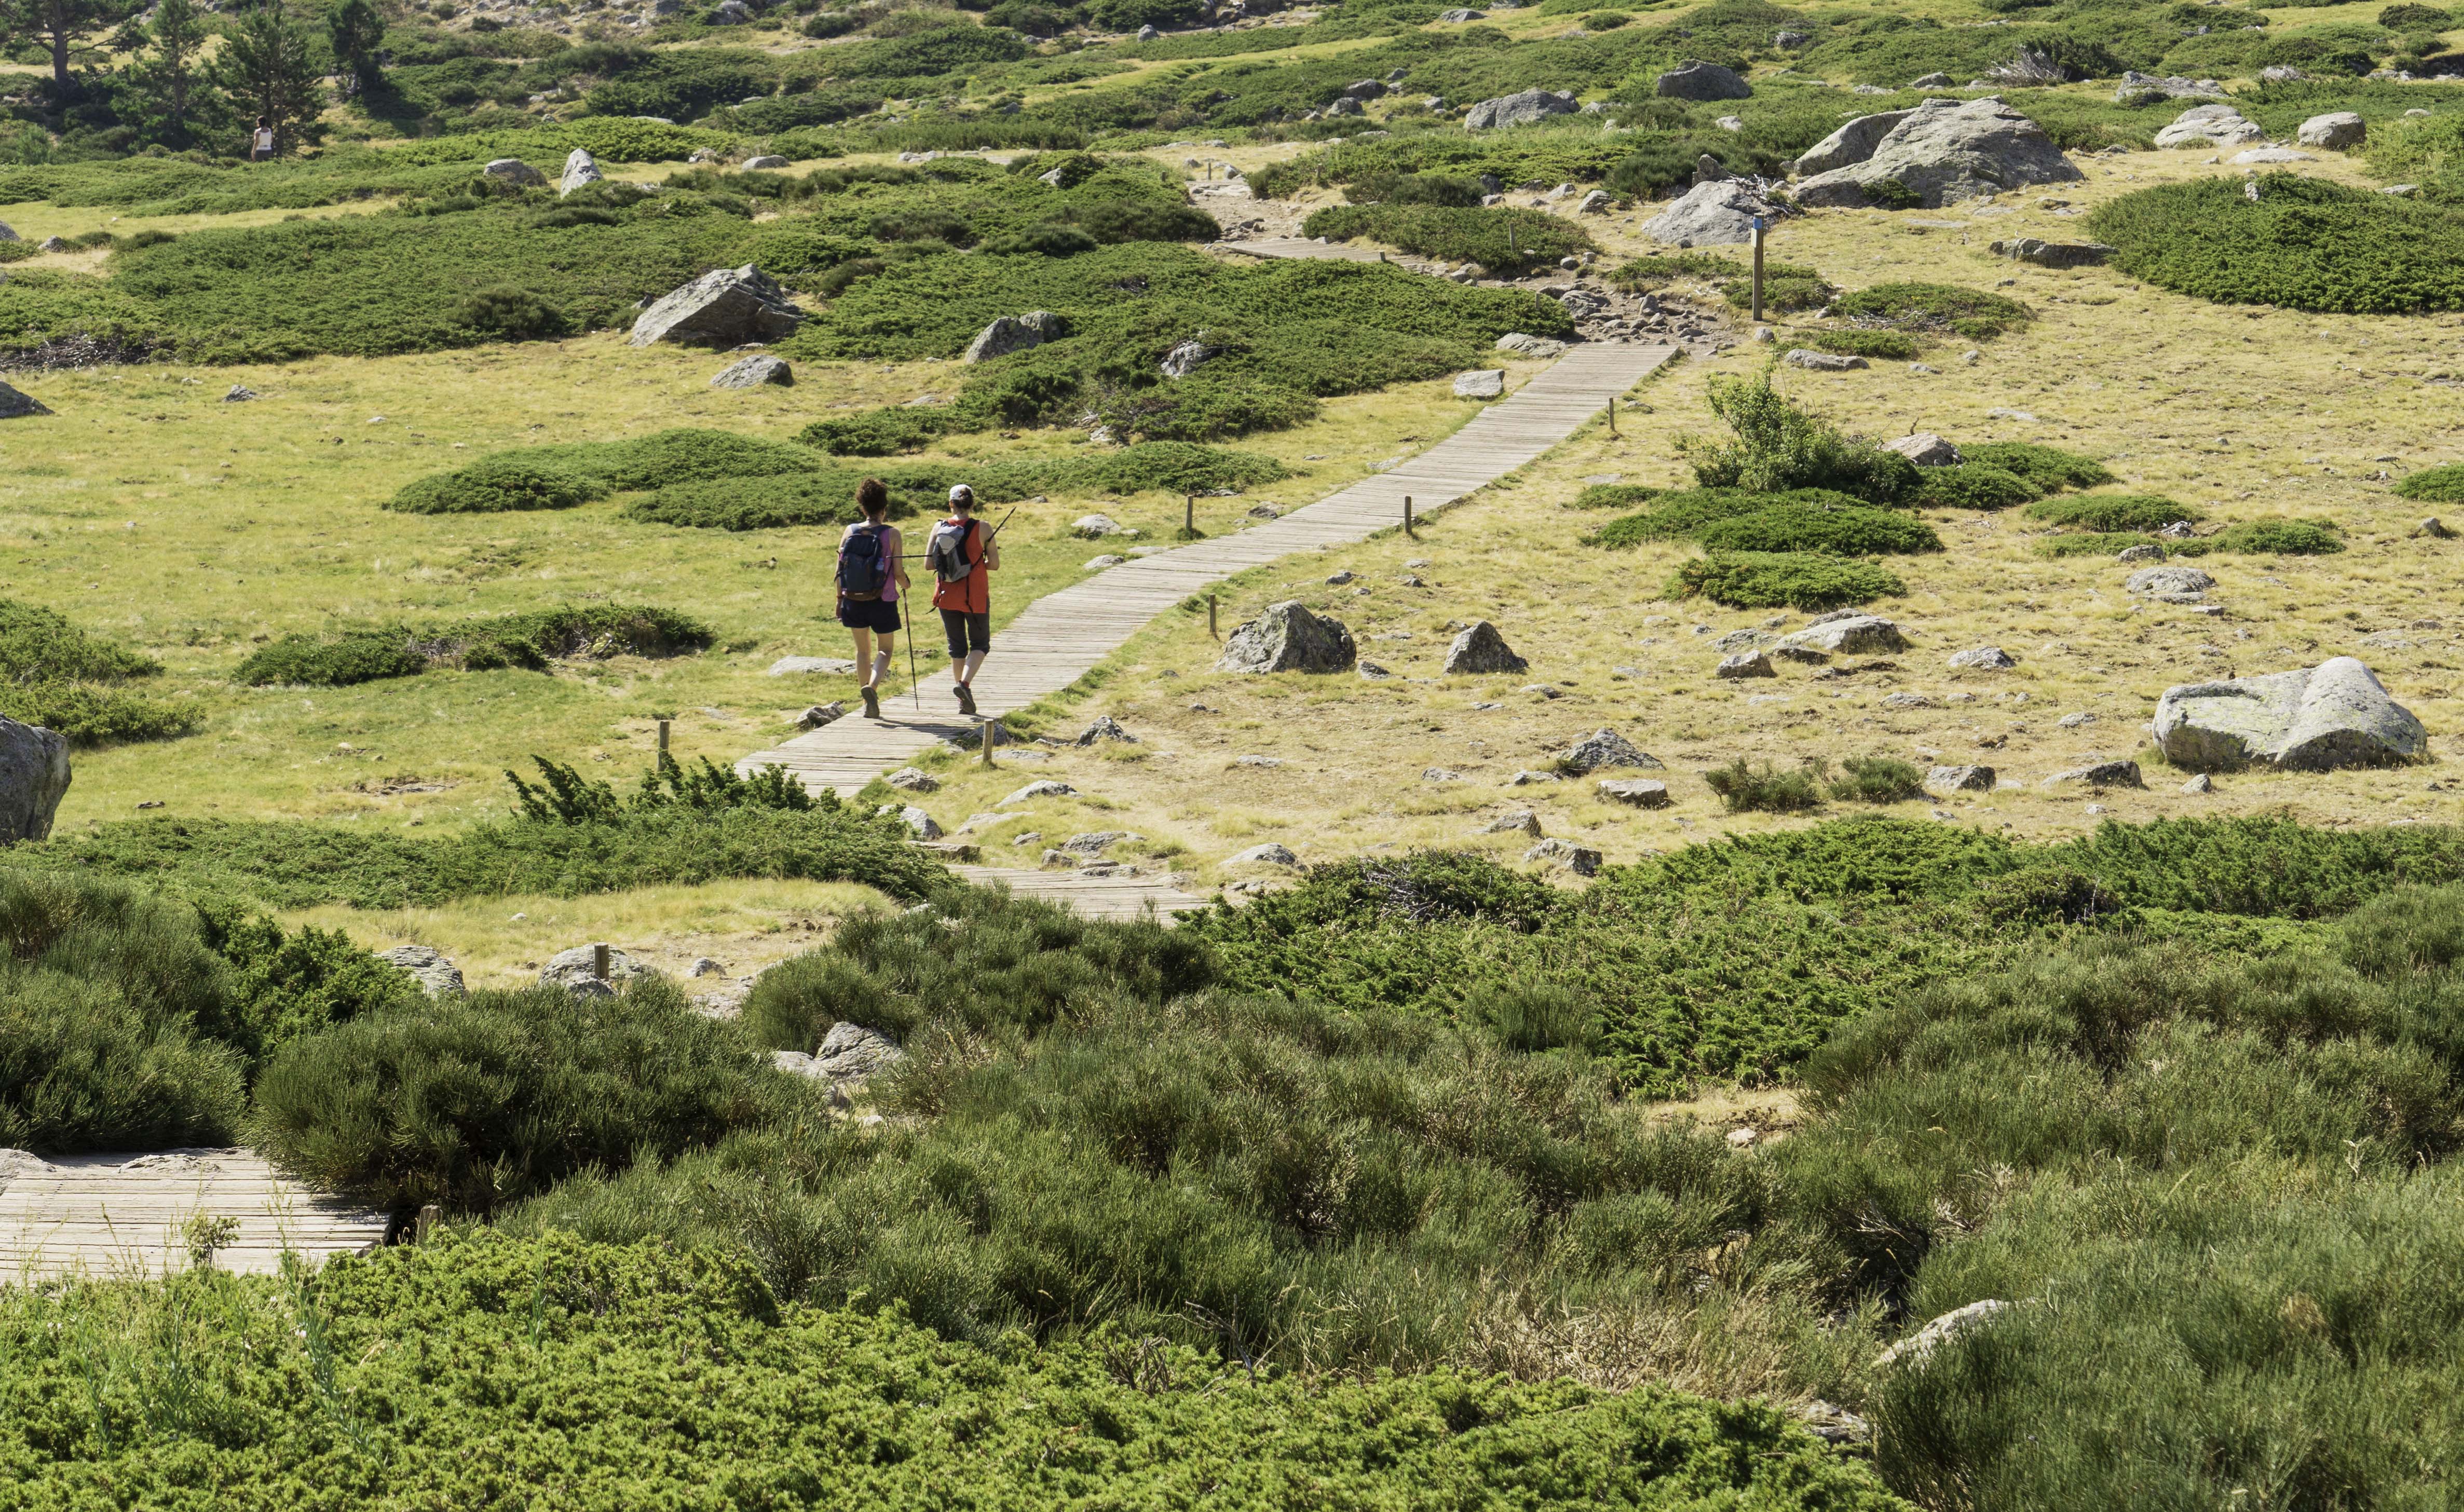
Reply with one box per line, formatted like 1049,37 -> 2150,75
1958,441 -> 2114,492
1298,203 -> 1595,277
1679,369 -> 1921,504
1827,755 -> 1926,804
2171,518 -> 2347,556
1693,503 -> 1944,556
2026,494 -> 2202,532
234,606 -> 714,687
386,456 -> 610,514
1908,463 -> 2042,511
1705,758 -> 1828,813
1667,552 -> 1907,611
1831,281 -> 2032,340
1801,328 -> 1920,361
2088,173 -> 2464,314
1586,488 -> 1872,549
2395,463 -> 2464,503
0,598 -> 199,747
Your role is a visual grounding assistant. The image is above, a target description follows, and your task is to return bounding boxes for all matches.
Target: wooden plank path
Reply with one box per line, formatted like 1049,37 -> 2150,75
1213,236 -> 1391,265
0,1149 -> 388,1284
740,340 -> 1678,912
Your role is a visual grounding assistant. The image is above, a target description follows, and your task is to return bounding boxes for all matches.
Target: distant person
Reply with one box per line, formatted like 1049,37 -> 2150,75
250,117 -> 276,162
925,484 -> 999,715
836,478 -> 906,720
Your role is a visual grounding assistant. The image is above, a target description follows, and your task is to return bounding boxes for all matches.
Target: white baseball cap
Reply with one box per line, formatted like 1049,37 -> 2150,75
948,484 -> 974,503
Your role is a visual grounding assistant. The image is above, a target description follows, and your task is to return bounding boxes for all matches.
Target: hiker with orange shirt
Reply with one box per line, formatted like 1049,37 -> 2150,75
923,485 -> 1000,715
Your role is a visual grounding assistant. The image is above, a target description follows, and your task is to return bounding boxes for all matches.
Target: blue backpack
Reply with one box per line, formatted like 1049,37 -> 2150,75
838,523 -> 890,600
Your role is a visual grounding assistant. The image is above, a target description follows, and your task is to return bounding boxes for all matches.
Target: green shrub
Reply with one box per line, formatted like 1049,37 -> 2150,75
0,598 -> 197,747
1298,203 -> 1595,277
1693,503 -> 1944,556
2170,517 -> 2347,556
1343,169 -> 1486,207
453,284 -> 570,339
2395,462 -> 2464,502
385,456 -> 610,513
234,605 -> 713,686
1705,757 -> 1828,813
977,221 -> 1102,256
1679,370 -> 1921,503
1571,482 -> 1662,510
0,970 -> 245,1153
1801,328 -> 1919,361
2034,532 -> 2154,559
1827,755 -> 1926,804
537,428 -> 827,491
2088,173 -> 2464,314
630,444 -> 1287,529
801,407 -> 952,456
1908,464 -> 2041,511
1604,251 -> 1747,290
1668,551 -> 1906,610
1719,262 -> 1835,314
1584,487 -> 1876,549
1958,440 -> 2114,492
1830,281 -> 2032,340
2025,493 -> 2202,532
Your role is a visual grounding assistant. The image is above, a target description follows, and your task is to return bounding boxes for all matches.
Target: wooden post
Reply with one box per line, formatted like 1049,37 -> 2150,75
658,718 -> 670,753
981,717 -> 996,767
592,943 -> 610,982
1207,594 -> 1218,638
1607,396 -> 1617,437
1185,494 -> 1195,534
1404,495 -> 1414,538
1750,216 -> 1766,323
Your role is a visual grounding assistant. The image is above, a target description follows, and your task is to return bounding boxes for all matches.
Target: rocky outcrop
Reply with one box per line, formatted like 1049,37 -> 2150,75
1639,178 -> 1781,247
1876,1299 -> 2010,1368
2126,566 -> 2214,602
1227,841 -> 1300,868
376,945 -> 466,997
0,380 -> 51,419
1924,764 -> 1994,793
710,354 -> 793,388
559,148 -> 603,196
1562,728 -> 1662,774
2298,111 -> 2365,149
1781,615 -> 1910,656
1948,646 -> 2017,670
2153,103 -> 2264,149
1655,60 -> 1751,101
0,716 -> 69,843
2114,71 -> 2222,104
1464,89 -> 1578,129
963,310 -> 1064,363
2038,760 -> 2144,791
1216,601 -> 1357,674
1717,651 -> 1776,678
484,158 -> 546,186
1785,349 -> 1865,371
1444,620 -> 1529,675
1453,369 -> 1505,399
743,154 -> 789,169
1525,838 -> 1602,874
1991,237 -> 2114,268
1790,110 -> 1912,175
630,266 -> 803,348
1496,333 -> 1567,358
1794,97 -> 2082,209
1882,433 -> 1959,466
2153,657 -> 2427,772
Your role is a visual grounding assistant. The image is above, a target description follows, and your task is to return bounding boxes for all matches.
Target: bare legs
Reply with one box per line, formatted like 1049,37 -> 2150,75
850,628 -> 896,717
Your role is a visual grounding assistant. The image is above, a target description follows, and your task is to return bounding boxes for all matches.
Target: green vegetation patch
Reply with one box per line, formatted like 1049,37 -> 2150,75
1692,503 -> 1944,556
1299,203 -> 1595,277
1830,282 -> 2032,341
385,456 -> 610,514
2170,518 -> 2347,556
2088,173 -> 2464,314
0,599 -> 198,747
2035,532 -> 2154,559
234,606 -> 713,687
2026,494 -> 2203,532
1668,551 -> 1907,610
1959,440 -> 2114,492
1801,329 -> 1919,361
1909,464 -> 2041,511
1584,487 -> 1873,548
1679,370 -> 1921,504
2395,462 -> 2464,502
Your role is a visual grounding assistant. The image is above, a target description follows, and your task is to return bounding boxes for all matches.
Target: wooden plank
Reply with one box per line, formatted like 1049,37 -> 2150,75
0,1150 -> 388,1284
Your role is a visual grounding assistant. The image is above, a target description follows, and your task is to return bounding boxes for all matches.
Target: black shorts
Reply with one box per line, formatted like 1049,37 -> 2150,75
837,597 -> 902,633
941,609 -> 990,660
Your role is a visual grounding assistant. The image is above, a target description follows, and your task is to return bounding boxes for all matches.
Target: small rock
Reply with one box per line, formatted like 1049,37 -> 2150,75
1217,601 -> 1357,674
1563,729 -> 1662,774
1453,369 -> 1506,400
1496,333 -> 1567,358
376,945 -> 465,997
886,767 -> 939,793
2117,543 -> 2167,564
1948,646 -> 2017,671
1000,780 -> 1077,806
710,354 -> 793,389
742,154 -> 790,170
768,656 -> 859,676
1076,715 -> 1137,744
1227,842 -> 1300,868
1923,764 -> 1994,793
1423,767 -> 1463,783
222,385 -> 257,404
1882,432 -> 1961,467
1726,1126 -> 1759,1148
2039,760 -> 2145,791
1523,838 -> 1602,875
2126,566 -> 2215,602
1072,513 -> 1127,538
1480,809 -> 1543,836
540,945 -> 649,995
1523,684 -> 1562,699
1877,1299 -> 2011,1368
1716,651 -> 1777,679
1598,778 -> 1672,808
1062,829 -> 1127,854
691,958 -> 727,977
2413,518 -> 2455,540
1780,616 -> 1909,656
1084,554 -> 1128,569
796,702 -> 846,730
2181,773 -> 2214,794
1444,620 -> 1529,675
1655,59 -> 1752,101
1508,770 -> 1560,785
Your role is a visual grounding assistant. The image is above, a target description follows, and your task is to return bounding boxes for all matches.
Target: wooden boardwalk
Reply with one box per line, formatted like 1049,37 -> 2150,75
0,1149 -> 388,1284
742,341 -> 1676,914
1213,236 -> 1392,264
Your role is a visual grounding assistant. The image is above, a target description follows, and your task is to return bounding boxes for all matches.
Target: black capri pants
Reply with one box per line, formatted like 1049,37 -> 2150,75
940,608 -> 991,660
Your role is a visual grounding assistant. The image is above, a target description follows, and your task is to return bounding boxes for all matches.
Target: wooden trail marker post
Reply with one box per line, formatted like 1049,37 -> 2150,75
1207,594 -> 1219,638
658,719 -> 670,753
1185,494 -> 1195,534
982,718 -> 997,767
1607,397 -> 1617,437
592,943 -> 610,982
1404,496 -> 1414,538
1750,215 -> 1767,323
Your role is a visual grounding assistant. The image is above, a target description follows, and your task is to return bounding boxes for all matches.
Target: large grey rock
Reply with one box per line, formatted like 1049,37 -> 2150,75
2039,760 -> 2144,791
1453,369 -> 1505,399
1717,651 -> 1776,679
1655,60 -> 1751,101
1990,237 -> 2114,268
1795,97 -> 2081,209
963,310 -> 1064,363
1496,333 -> 1567,358
1597,778 -> 1672,807
1562,728 -> 1663,774
1217,601 -> 1357,674
1444,620 -> 1529,675
0,717 -> 70,843
1640,178 -> 1780,247
1524,838 -> 1602,874
2153,103 -> 2264,149
1785,349 -> 1866,371
1948,645 -> 2018,670
813,1020 -> 905,1082
377,945 -> 465,997
1161,338 -> 1213,378
710,354 -> 793,388
743,154 -> 790,170
1882,432 -> 1959,466
1781,615 -> 1909,655
540,944 -> 650,995
2153,658 -> 2427,772
1790,110 -> 1912,175
559,147 -> 603,196
630,266 -> 802,348
2126,565 -> 2214,601
1924,764 -> 1994,793
1465,89 -> 1578,129
2297,111 -> 2365,150
0,221 -> 16,241
1877,1299 -> 2010,1369
1227,841 -> 1300,868
484,158 -> 546,186
2114,70 -> 2222,104
0,380 -> 51,419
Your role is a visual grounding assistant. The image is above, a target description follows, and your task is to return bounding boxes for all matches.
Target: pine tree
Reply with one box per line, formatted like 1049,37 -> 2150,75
128,0 -> 211,146
326,0 -> 384,101
0,0 -> 117,98
215,0 -> 323,155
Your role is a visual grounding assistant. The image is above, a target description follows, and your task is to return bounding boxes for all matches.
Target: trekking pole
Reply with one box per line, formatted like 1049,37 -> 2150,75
906,623 -> 922,712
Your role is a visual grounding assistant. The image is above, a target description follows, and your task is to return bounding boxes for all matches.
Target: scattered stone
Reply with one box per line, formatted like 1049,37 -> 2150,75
710,354 -> 793,388
1523,684 -> 1563,699
2117,542 -> 2166,564
559,147 -> 604,196
1159,337 -> 1213,379
0,716 -> 69,843
540,945 -> 650,996
1358,661 -> 1394,679
36,236 -> 70,253
2231,147 -> 2314,165
1576,189 -> 1613,214
2057,712 -> 2095,728
813,1021 -> 904,1083
1325,570 -> 1357,585
1062,829 -> 1128,854
1881,432 -> 1959,466
1217,601 -> 1357,674
1437,6 -> 1485,18
2259,64 -> 2307,83
2114,70 -> 2223,104
1640,178 -> 1780,246
1524,838 -> 1602,875
964,310 -> 1064,363
1712,629 -> 1773,653
691,958 -> 727,977
2153,103 -> 2265,149
1771,645 -> 1830,666
2296,112 -> 2365,150
1780,615 -> 1909,655
1948,646 -> 2018,670
2414,517 -> 2457,540
880,805 -> 941,839
631,265 -> 803,348
1481,809 -> 1543,836
1656,60 -> 1752,101
1597,778 -> 1672,808
1794,97 -> 2082,209
1883,692 -> 1934,710
1444,620 -> 1529,675
1508,770 -> 1560,785
1465,89 -> 1579,130
483,158 -> 547,187
768,656 -> 859,676
1453,369 -> 1506,399
0,380 -> 54,418
1989,237 -> 2115,267
1227,841 -> 1301,868
1790,110 -> 1914,175
1000,780 -> 1078,805
796,702 -> 846,730
886,767 -> 939,793
1072,514 -> 1127,537
2154,657 -> 2427,772
376,945 -> 465,997
1076,716 -> 1136,744
1563,728 -> 1663,774
2181,772 -> 2214,794
1234,755 -> 1282,768
1923,764 -> 1994,793
1877,1299 -> 2011,1368
1423,767 -> 1464,783
2039,760 -> 2145,790
1496,333 -> 1568,358
1717,651 -> 1777,679
2126,565 -> 2215,602
1784,349 -> 1867,371
743,154 -> 791,170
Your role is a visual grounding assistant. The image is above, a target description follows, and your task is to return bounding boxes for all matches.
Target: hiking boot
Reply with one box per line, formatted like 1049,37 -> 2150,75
860,685 -> 880,720
955,683 -> 977,716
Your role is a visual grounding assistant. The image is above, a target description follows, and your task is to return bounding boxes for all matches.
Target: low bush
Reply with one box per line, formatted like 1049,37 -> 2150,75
2025,493 -> 2202,532
1571,482 -> 1662,510
0,969 -> 246,1153
1679,369 -> 1921,504
1959,440 -> 2114,492
1801,328 -> 1919,361
1830,281 -> 2032,340
1705,757 -> 1828,813
1827,755 -> 1926,804
2395,461 -> 2464,502
1667,551 -> 1907,610
1604,251 -> 1747,290
1693,503 -> 1944,556
0,598 -> 196,747
1584,487 -> 1875,549
630,444 -> 1287,529
2034,531 -> 2152,559
2170,518 -> 2347,556
1908,463 -> 2041,511
1717,262 -> 1835,314
2088,173 -> 2464,314
385,456 -> 610,514
799,408 -> 954,457
234,605 -> 713,687
1298,202 -> 1594,277
977,221 -> 1102,256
